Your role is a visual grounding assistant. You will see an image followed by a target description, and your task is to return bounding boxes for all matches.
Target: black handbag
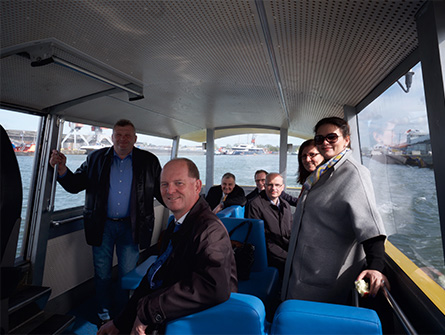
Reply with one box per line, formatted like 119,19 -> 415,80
228,221 -> 255,281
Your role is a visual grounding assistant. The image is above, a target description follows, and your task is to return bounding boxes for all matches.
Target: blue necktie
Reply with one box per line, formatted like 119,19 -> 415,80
147,220 -> 180,289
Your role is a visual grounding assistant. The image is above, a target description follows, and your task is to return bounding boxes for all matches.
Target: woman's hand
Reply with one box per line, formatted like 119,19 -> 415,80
356,270 -> 390,297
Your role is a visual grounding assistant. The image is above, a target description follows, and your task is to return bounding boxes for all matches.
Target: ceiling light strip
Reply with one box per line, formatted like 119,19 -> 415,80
255,0 -> 290,126
52,56 -> 143,99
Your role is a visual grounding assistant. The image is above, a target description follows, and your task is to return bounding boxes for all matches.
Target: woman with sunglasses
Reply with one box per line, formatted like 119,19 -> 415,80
282,117 -> 389,305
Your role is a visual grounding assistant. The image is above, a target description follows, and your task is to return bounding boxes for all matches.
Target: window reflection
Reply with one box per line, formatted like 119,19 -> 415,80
358,62 -> 444,289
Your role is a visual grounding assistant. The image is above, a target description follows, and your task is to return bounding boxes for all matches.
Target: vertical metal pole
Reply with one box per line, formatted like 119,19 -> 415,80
171,136 -> 179,160
416,0 -> 445,261
344,105 -> 361,163
279,128 -> 288,183
205,129 -> 215,194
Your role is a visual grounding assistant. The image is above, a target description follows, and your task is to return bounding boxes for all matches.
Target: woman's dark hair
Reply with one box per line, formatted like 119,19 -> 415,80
314,117 -> 350,139
297,139 -> 316,184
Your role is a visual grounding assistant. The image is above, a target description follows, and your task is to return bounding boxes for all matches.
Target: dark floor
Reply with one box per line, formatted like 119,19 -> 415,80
62,297 -> 99,335
62,282 -> 127,335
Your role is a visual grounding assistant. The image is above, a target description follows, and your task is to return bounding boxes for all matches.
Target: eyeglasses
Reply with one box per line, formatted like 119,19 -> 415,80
266,183 -> 283,188
301,152 -> 320,160
314,133 -> 342,145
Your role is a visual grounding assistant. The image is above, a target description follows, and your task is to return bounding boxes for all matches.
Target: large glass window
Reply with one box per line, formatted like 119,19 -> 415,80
210,134 -> 302,189
358,62 -> 445,289
53,122 -> 102,211
1,109 -> 41,258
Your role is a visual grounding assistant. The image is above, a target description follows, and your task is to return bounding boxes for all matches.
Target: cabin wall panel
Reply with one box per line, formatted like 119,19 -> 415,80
42,205 -> 166,300
151,205 -> 169,247
42,230 -> 96,299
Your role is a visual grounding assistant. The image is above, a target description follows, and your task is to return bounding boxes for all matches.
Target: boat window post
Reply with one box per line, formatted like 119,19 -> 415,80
416,0 -> 445,258
171,136 -> 179,160
279,128 -> 288,184
205,129 -> 215,194
48,117 -> 64,212
27,113 -> 59,286
344,105 -> 361,164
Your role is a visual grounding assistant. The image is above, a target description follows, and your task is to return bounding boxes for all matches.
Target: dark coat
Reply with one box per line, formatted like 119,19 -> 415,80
1,125 -> 22,264
113,196 -> 238,333
245,190 -> 292,276
205,184 -> 247,210
57,146 -> 163,248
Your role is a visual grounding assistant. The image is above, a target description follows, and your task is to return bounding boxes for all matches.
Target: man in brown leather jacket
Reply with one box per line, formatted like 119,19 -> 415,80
98,158 -> 237,335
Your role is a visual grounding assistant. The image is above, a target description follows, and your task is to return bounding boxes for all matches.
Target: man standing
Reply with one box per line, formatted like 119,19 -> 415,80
246,173 -> 292,278
205,172 -> 247,214
246,170 -> 298,207
98,158 -> 237,335
49,119 -> 163,325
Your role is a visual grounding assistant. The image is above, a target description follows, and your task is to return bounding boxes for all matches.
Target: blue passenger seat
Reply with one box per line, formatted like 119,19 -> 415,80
219,217 -> 279,309
270,299 -> 382,335
165,293 -> 382,335
216,205 -> 245,218
165,292 -> 268,335
121,255 -> 157,290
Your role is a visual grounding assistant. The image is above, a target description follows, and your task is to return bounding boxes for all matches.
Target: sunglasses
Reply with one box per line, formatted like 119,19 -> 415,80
314,133 -> 341,145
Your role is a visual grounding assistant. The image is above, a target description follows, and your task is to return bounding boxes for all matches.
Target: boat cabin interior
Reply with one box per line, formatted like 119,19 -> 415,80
1,0 -> 445,334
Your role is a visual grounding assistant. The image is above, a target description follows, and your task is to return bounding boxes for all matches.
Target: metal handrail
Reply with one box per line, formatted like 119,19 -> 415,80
51,215 -> 83,227
354,284 -> 418,335
382,285 -> 418,335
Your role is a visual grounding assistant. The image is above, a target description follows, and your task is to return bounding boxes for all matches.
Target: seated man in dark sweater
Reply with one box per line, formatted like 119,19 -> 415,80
245,173 -> 292,279
205,172 -> 247,214
98,158 -> 237,335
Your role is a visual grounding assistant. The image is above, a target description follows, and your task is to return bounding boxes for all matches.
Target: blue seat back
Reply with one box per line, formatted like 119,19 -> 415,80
165,293 -> 268,335
121,255 -> 157,290
220,217 -> 268,272
271,299 -> 382,335
216,205 -> 245,218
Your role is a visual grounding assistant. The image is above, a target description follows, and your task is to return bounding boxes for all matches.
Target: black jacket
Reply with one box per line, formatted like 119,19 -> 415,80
205,184 -> 247,210
245,190 -> 292,276
57,146 -> 163,248
113,196 -> 238,333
